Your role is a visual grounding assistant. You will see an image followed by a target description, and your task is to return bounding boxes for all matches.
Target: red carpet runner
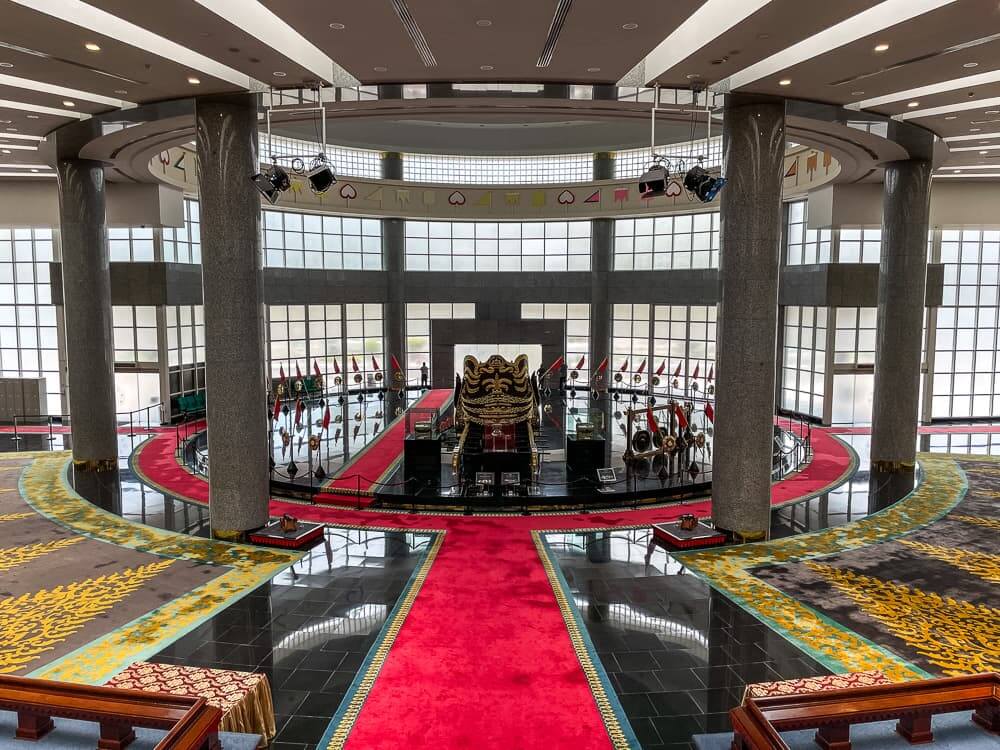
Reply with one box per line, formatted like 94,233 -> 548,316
317,388 -> 452,499
131,423 -> 855,747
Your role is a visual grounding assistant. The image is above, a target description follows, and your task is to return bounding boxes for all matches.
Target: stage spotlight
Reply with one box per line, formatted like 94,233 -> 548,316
683,165 -> 726,203
638,163 -> 670,198
306,157 -> 336,194
250,163 -> 291,205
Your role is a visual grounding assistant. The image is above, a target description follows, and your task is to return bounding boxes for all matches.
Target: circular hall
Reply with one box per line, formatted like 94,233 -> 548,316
0,3 -> 998,749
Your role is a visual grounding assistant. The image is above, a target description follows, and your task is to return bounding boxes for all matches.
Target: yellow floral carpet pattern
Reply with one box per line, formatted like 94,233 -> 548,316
679,453 -> 1000,681
0,452 -> 302,685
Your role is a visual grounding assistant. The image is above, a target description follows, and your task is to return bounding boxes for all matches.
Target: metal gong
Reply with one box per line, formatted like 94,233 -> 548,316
631,429 -> 652,453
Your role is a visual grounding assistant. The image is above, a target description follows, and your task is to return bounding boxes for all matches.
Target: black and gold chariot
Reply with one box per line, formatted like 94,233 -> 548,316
452,354 -> 540,478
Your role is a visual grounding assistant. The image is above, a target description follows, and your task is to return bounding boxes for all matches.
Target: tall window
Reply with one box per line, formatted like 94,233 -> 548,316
263,210 -> 382,270
521,303 -> 590,383
653,305 -> 717,390
0,227 -> 60,414
163,199 -> 201,264
781,306 -> 827,418
405,303 -> 476,385
785,201 -> 832,265
345,304 -> 385,388
112,306 -> 158,364
402,153 -> 592,184
838,228 -> 882,263
404,220 -> 591,271
612,304 -> 650,383
267,304 -> 342,383
165,305 -> 205,410
109,227 -> 155,262
614,212 -> 720,270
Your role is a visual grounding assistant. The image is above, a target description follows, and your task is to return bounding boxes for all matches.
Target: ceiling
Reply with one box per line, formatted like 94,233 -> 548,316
1,0 -> 999,176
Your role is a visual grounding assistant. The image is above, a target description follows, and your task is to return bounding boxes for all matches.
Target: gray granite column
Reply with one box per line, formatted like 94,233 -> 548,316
870,158 -> 932,506
590,151 -> 614,443
382,152 -> 407,418
55,155 -> 118,472
713,93 -> 786,539
195,93 -> 269,538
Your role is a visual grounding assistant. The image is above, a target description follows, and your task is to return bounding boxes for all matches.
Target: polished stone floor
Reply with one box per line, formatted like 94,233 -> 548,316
149,528 -> 435,750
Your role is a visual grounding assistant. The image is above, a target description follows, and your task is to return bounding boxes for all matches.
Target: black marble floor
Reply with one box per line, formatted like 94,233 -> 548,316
148,529 -> 435,750
547,530 -> 830,750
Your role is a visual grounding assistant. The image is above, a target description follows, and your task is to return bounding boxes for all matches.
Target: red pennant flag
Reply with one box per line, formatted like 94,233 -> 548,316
351,356 -> 360,373
543,356 -> 565,378
595,357 -> 609,375
313,360 -> 322,378
390,354 -> 403,375
295,362 -> 303,380
674,403 -> 689,431
708,365 -> 714,382
619,359 -> 629,372
371,355 -> 380,371
692,363 -> 700,379
272,394 -> 281,422
333,359 -> 341,375
672,362 -> 682,378
636,359 -> 647,375
294,398 -> 304,427
321,405 -> 331,431
279,364 -> 287,386
704,403 -> 715,423
655,360 -> 666,377
575,355 -> 586,371
646,405 -> 659,433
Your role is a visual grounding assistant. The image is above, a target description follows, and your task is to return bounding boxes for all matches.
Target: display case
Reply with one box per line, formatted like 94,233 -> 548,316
405,407 -> 440,440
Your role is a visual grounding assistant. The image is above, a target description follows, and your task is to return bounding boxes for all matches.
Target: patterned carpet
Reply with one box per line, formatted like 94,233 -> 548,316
678,453 -> 999,681
0,452 -> 301,684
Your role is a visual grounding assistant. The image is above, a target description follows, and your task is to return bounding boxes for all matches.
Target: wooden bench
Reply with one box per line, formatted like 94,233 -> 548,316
730,672 -> 1000,750
0,674 -> 222,750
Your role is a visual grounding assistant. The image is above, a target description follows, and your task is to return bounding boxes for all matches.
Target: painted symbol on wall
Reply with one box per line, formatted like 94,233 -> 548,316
613,188 -> 629,204
665,181 -> 682,198
366,186 -> 383,201
784,160 -> 798,179
823,152 -> 833,173
448,190 -> 466,206
505,192 -> 521,206
806,152 -> 818,177
557,190 -> 575,205
477,191 -> 493,207
584,189 -> 600,204
340,183 -> 357,200
158,151 -> 171,166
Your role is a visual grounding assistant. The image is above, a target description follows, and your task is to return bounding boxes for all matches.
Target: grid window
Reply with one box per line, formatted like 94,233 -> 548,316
0,227 -> 60,414
345,304 -> 385,389
521,303 -> 590,383
165,305 -> 205,409
267,304 -> 342,385
653,305 -> 717,393
259,135 -> 382,179
108,227 -> 155,262
402,153 -> 592,184
112,305 -> 158,364
615,138 -> 723,179
785,201 -> 832,265
404,220 -> 591,271
933,229 -> 1000,418
614,212 -> 719,270
264,210 -> 382,270
405,303 -> 476,386
839,227 -> 882,263
780,306 -> 827,418
834,307 -> 877,365
163,199 -> 201,264
612,304 -> 651,385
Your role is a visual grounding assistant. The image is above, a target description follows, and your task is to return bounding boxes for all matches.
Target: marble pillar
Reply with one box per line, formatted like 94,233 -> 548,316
195,93 -> 269,538
869,159 -> 932,508
56,157 -> 118,472
590,152 -> 614,442
712,94 -> 786,538
382,152 -> 407,417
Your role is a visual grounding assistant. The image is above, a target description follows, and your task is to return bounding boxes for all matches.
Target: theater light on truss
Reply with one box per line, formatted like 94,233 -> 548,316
305,155 -> 336,194
638,162 -> 670,198
683,164 -> 726,203
250,161 -> 291,204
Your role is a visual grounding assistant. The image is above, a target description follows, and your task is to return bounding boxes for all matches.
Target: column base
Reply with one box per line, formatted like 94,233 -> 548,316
211,528 -> 247,542
72,458 -> 118,472
869,463 -> 917,513
713,527 -> 767,543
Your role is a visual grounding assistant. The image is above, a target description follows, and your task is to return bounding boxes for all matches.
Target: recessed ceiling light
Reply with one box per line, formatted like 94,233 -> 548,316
587,67 -> 601,72
981,150 -> 989,154
5,128 -> 15,132
779,78 -> 792,86
30,169 -> 38,173
963,62 -> 979,68
476,19 -> 492,27
187,76 -> 201,85
273,71 -> 287,77
26,115 -> 38,119
0,63 -> 12,68
480,65 -> 494,71
851,90 -> 865,96
945,115 -> 958,120
373,66 -> 388,72
953,169 -> 962,173
622,22 -> 639,30
970,127 -> 982,131
114,89 -> 128,95
0,150 -> 9,155
873,43 -> 890,52
986,110 -> 1000,115
907,101 -> 920,107
329,22 -> 345,29
685,73 -> 701,80
62,100 -> 75,107
84,42 -> 101,51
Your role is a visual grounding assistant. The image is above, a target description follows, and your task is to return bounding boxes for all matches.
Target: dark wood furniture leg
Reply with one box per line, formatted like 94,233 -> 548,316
973,704 -> 1000,733
896,713 -> 933,744
98,721 -> 136,750
814,723 -> 851,750
16,712 -> 54,741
